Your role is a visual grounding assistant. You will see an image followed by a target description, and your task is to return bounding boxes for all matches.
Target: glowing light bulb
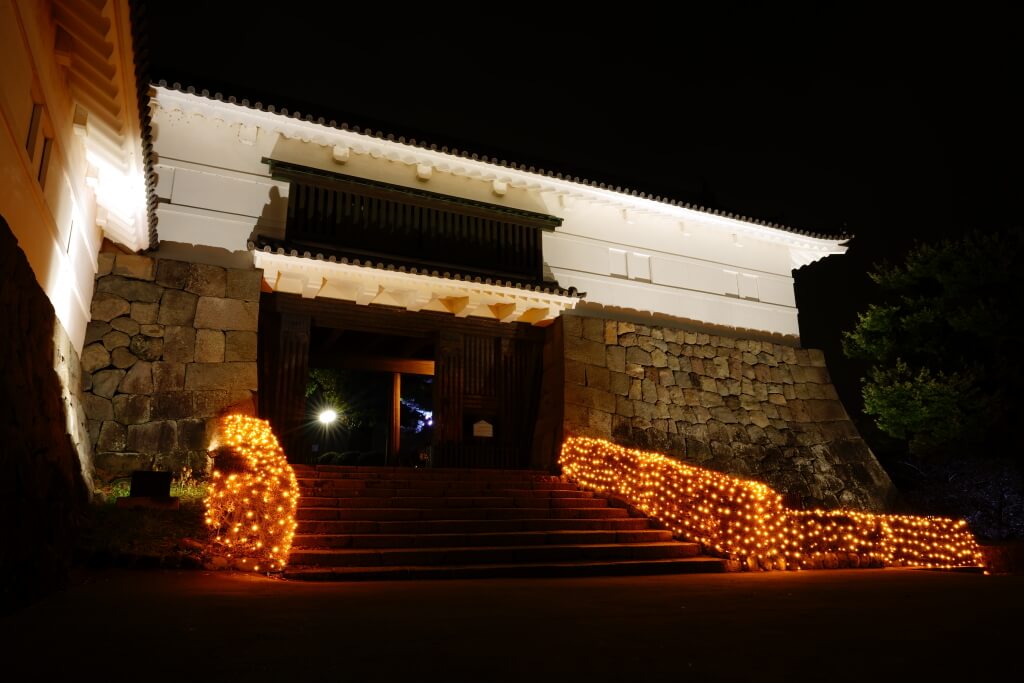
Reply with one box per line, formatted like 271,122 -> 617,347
318,409 -> 338,425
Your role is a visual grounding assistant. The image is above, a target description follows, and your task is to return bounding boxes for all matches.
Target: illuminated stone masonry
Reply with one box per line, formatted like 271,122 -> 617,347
561,314 -> 897,512
82,251 -> 262,480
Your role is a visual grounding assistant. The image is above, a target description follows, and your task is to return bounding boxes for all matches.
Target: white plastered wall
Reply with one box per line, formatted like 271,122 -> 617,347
150,88 -> 847,338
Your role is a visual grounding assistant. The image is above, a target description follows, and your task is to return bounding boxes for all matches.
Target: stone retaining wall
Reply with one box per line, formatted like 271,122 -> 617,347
1,218 -> 88,610
83,251 -> 262,480
562,314 -> 897,511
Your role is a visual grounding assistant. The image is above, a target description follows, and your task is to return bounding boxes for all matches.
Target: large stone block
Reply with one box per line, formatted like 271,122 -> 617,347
564,383 -> 616,413
564,359 -> 586,386
177,418 -> 208,450
625,347 -> 652,366
97,421 -> 126,451
91,369 -> 126,398
586,408 -> 612,434
101,330 -> 130,351
129,334 -> 163,361
185,362 -> 257,391
605,346 -> 625,373
224,331 -> 257,362
156,259 -> 190,289
615,395 -> 635,417
110,316 -> 141,336
111,347 -> 138,369
113,254 -> 155,281
84,321 -> 111,345
581,317 -> 605,343
119,361 -> 153,394
585,365 -> 610,391
113,394 -> 151,425
640,379 -> 658,403
194,390 -> 230,417
158,289 -> 198,326
609,371 -> 630,396
226,268 -> 263,302
91,293 -> 130,322
127,420 -> 178,454
96,275 -> 163,303
96,252 -> 115,277
185,263 -> 227,297
562,316 -> 582,340
194,297 -> 259,331
82,343 -> 111,373
83,393 -> 114,421
93,451 -> 153,478
151,392 -> 195,420
131,301 -> 159,324
564,335 -> 605,367
152,361 -> 186,391
195,329 -> 225,362
163,325 -> 196,363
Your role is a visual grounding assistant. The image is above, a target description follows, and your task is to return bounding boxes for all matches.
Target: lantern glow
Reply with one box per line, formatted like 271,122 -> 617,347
204,414 -> 300,572
559,437 -> 984,571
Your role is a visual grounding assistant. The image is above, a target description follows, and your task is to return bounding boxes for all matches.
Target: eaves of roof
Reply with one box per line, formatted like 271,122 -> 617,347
147,80 -> 852,246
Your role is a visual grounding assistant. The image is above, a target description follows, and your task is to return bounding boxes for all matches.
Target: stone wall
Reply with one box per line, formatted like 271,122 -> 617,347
562,314 -> 897,512
0,218 -> 88,611
83,251 -> 261,480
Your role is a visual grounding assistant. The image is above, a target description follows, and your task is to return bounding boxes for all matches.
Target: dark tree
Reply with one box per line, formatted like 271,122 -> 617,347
843,228 -> 1024,456
843,229 -> 1024,538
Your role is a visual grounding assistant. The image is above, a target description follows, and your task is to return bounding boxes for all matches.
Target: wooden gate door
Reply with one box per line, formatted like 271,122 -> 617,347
433,330 -> 543,469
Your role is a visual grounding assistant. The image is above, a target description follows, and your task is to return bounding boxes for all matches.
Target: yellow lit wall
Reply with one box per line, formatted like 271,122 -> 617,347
0,0 -> 102,351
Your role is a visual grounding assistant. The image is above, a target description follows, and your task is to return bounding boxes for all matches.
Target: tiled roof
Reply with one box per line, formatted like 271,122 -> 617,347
249,239 -> 582,298
151,81 -> 851,243
129,2 -> 160,250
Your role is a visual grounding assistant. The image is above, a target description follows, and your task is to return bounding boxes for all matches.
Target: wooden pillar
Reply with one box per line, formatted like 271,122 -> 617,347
275,312 -> 311,463
388,372 -> 401,464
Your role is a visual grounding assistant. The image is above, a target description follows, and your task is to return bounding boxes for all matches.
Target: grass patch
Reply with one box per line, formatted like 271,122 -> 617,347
78,470 -> 211,566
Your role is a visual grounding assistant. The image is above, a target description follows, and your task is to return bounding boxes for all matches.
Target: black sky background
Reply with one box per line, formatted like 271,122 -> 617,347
140,5 -> 1022,454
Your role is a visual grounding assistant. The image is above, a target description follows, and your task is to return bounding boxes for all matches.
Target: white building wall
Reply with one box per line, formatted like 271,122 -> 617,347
0,0 -> 101,353
150,88 -> 846,338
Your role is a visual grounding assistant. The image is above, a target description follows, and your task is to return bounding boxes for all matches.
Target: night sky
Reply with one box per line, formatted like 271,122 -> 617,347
141,5 -> 1021,442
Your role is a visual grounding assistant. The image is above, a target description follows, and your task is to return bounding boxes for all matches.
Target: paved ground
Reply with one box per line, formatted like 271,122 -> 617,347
3,568 -> 1022,681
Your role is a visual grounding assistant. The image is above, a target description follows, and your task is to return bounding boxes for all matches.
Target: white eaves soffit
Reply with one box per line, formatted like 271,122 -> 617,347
252,249 -> 578,325
151,86 -> 848,267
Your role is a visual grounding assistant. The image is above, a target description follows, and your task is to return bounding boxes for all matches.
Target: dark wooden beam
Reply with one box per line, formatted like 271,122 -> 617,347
388,372 -> 401,463
308,354 -> 435,376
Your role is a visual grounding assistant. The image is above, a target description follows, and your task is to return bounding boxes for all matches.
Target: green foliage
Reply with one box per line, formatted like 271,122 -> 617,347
843,228 -> 1024,456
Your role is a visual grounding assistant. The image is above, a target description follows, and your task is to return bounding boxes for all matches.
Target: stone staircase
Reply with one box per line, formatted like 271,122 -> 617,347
284,465 -> 725,580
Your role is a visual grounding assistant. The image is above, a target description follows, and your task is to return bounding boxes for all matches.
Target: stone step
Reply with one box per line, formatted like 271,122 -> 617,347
296,506 -> 630,522
288,541 -> 698,567
296,496 -> 609,510
296,487 -> 595,499
293,529 -> 675,549
296,469 -> 559,483
292,465 -> 555,480
297,478 -> 576,491
283,557 -> 726,581
296,517 -> 656,535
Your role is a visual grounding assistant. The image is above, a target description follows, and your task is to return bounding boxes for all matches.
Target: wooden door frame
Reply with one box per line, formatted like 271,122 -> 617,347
258,292 -> 552,467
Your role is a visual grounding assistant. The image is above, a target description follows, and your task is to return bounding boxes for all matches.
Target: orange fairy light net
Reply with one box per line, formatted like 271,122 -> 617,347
204,414 -> 300,572
559,437 -> 984,570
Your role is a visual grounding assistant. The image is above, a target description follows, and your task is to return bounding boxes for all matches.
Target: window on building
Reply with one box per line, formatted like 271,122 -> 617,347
37,137 -> 53,187
26,103 -> 42,159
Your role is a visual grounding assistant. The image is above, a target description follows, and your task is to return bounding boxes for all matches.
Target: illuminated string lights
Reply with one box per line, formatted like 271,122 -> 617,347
559,437 -> 985,571
204,414 -> 300,572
